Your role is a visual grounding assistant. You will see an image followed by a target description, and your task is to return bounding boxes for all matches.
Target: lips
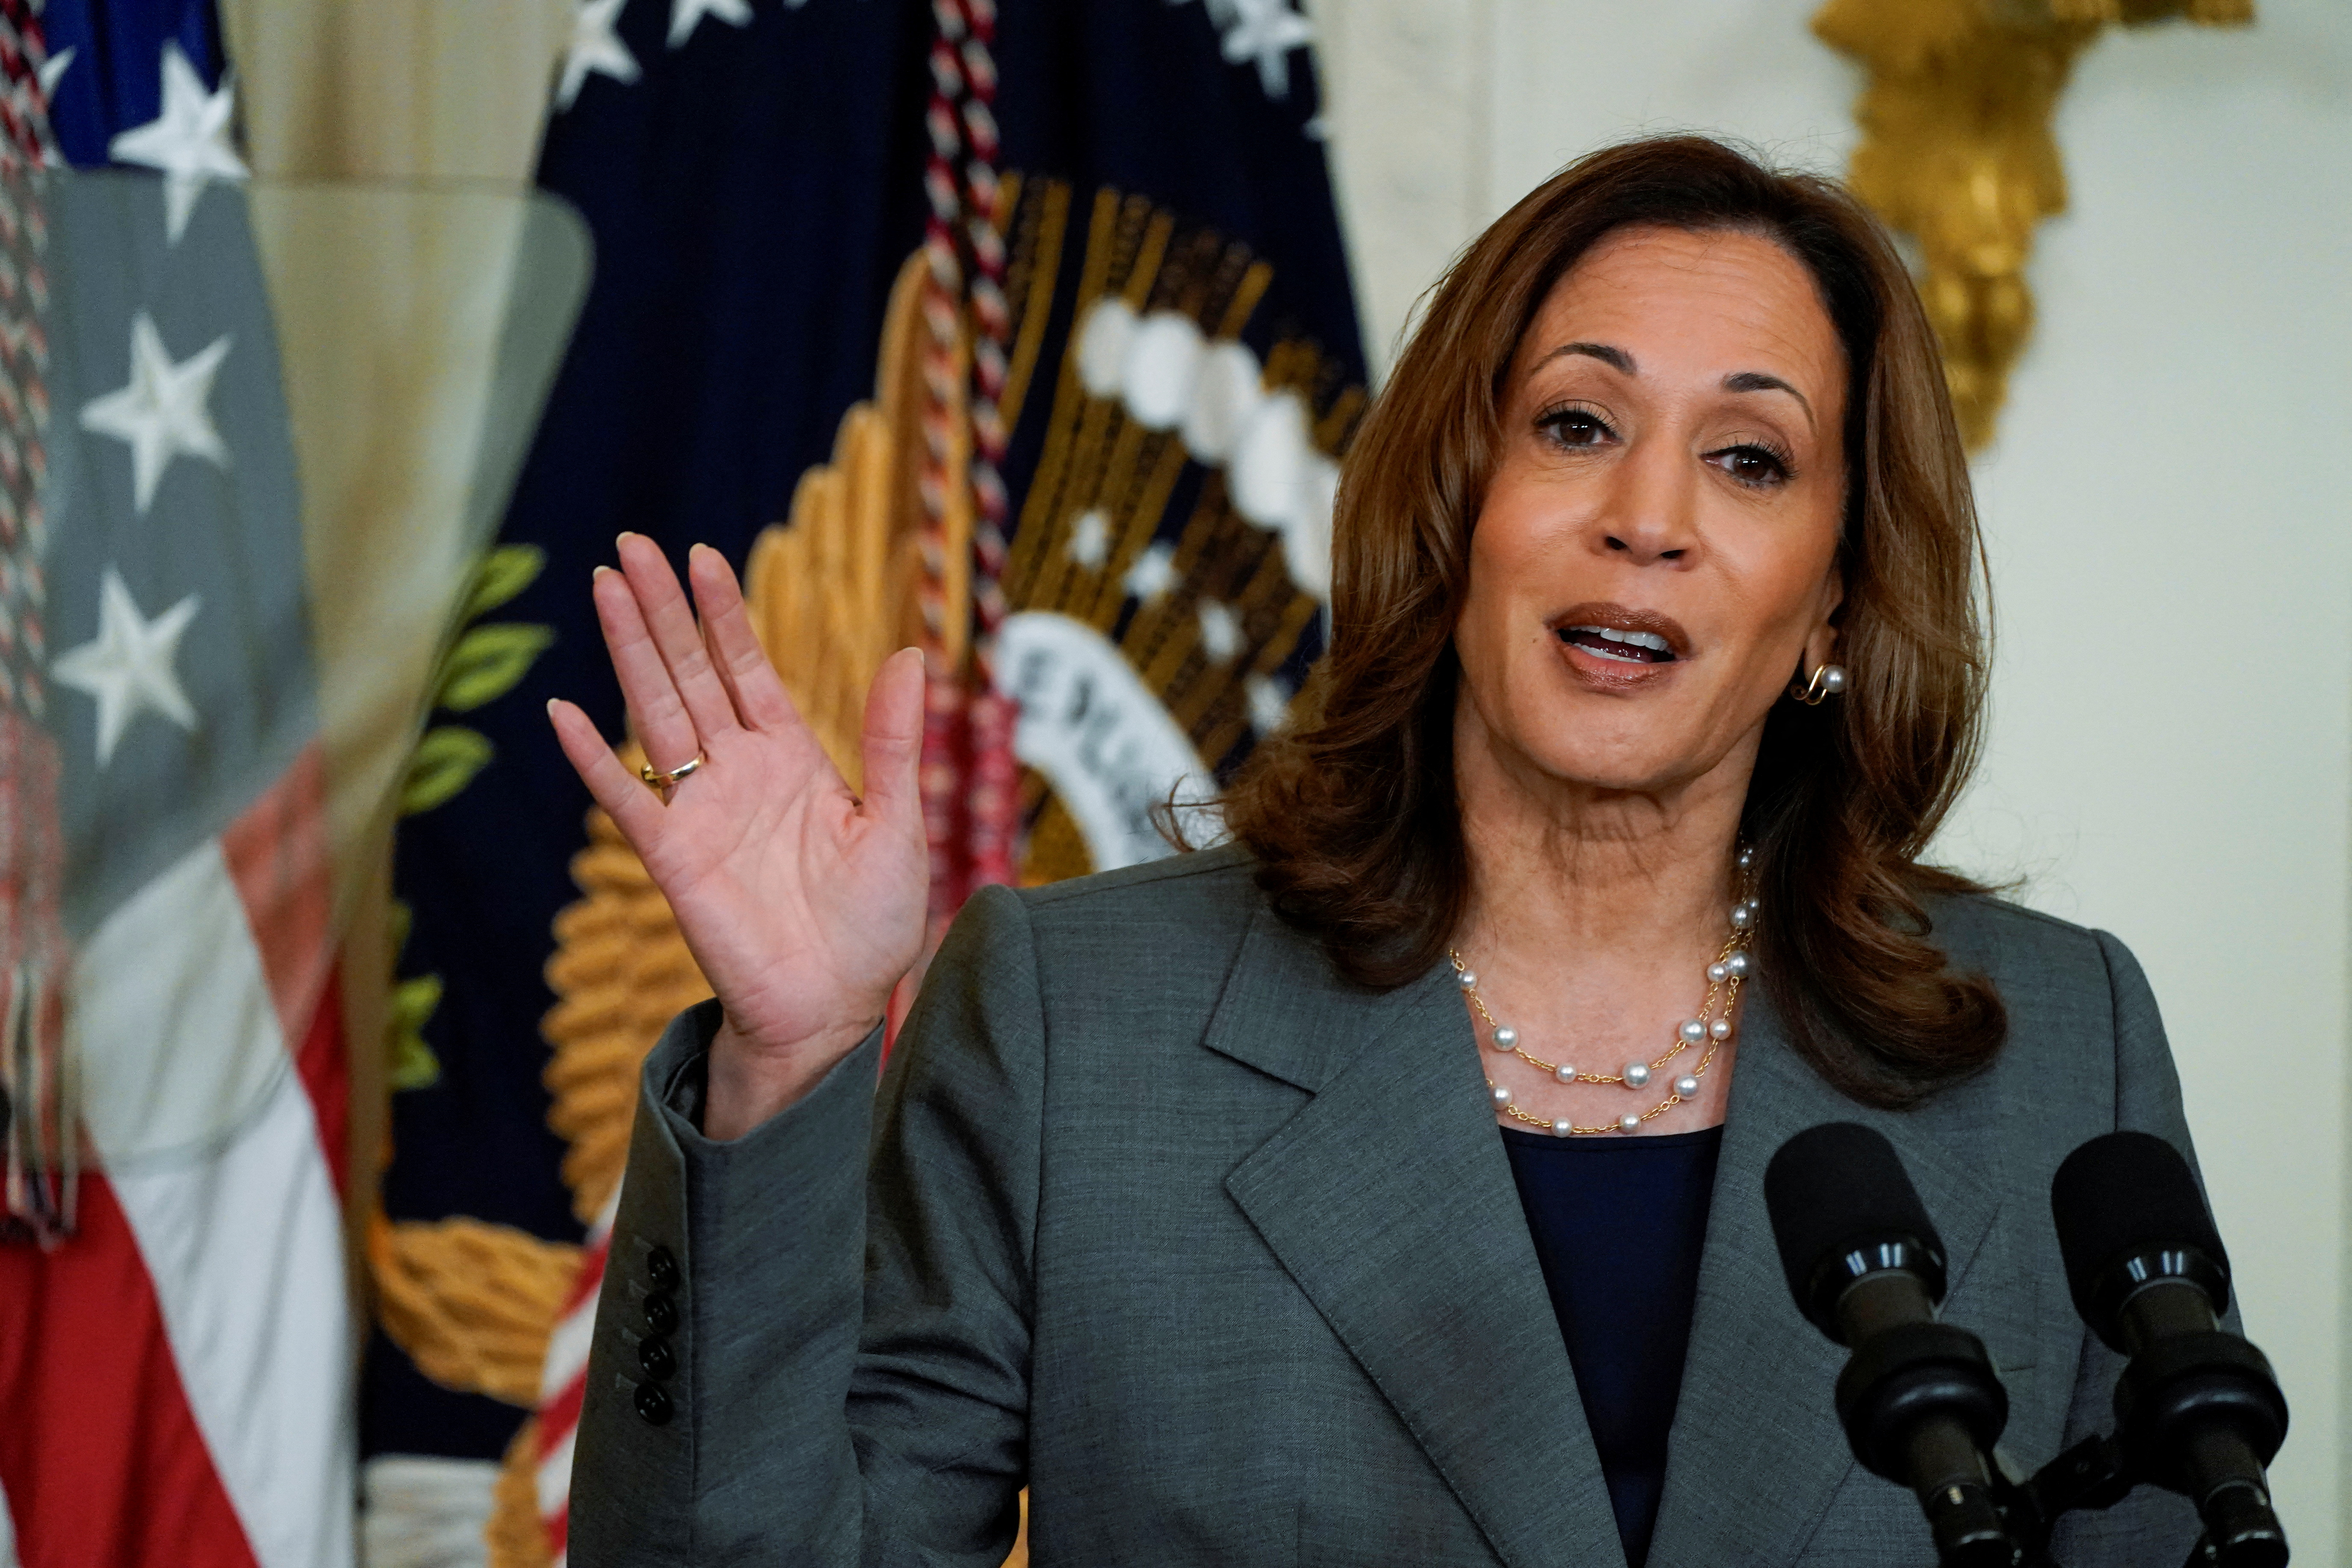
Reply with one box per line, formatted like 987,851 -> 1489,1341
1560,624 -> 1674,663
1549,602 -> 1691,667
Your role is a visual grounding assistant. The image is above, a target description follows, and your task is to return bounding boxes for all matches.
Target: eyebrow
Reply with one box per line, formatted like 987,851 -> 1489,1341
1534,340 -> 1635,375
1531,342 -> 1817,431
1723,370 -> 1814,429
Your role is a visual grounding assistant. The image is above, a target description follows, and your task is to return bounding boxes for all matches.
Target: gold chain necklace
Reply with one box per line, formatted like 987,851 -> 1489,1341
1450,850 -> 1756,1136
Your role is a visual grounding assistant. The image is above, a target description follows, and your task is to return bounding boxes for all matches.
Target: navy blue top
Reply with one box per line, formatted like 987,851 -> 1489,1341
1501,1124 -> 1724,1568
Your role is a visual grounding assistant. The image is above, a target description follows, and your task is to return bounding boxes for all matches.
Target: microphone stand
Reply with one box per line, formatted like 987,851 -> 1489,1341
1974,1432 -> 2245,1568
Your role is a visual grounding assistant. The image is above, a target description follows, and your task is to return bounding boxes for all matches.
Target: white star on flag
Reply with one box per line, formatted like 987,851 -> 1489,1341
34,48 -> 77,166
37,45 -> 74,103
78,313 -> 233,515
106,42 -> 249,243
670,0 -> 753,49
1219,0 -> 1313,98
52,567 -> 201,766
558,0 -> 644,111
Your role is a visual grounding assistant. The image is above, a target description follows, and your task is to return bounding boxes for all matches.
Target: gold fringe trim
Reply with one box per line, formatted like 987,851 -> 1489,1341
367,1212 -> 582,1406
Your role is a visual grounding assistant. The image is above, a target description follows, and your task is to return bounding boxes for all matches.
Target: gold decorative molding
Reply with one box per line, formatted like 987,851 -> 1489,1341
1815,0 -> 2252,449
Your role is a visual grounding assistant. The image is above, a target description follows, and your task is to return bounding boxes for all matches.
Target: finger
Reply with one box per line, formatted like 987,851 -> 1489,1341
547,697 -> 667,846
593,565 -> 704,776
858,647 -> 927,834
616,532 -> 742,741
687,543 -> 807,735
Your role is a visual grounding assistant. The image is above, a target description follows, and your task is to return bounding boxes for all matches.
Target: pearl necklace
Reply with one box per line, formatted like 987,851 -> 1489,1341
1450,850 -> 1757,1137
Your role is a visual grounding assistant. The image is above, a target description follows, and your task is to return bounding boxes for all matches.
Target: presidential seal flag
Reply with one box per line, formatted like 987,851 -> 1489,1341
359,0 -> 1368,1561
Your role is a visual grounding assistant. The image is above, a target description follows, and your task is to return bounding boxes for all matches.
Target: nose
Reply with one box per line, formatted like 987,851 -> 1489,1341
1593,437 -> 1699,566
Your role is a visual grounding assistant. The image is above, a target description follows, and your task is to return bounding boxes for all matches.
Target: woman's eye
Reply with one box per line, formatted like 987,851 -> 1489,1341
1708,443 -> 1791,487
1539,409 -> 1615,449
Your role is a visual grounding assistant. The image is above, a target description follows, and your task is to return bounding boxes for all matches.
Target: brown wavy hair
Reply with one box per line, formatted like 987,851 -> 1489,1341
1221,135 -> 2005,1108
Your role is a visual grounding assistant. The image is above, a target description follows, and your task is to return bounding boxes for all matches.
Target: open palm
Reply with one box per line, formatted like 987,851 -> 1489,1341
548,534 -> 927,1127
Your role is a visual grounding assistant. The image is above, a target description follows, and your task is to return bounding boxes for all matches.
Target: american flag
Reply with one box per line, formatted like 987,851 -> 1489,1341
0,16 -> 358,1568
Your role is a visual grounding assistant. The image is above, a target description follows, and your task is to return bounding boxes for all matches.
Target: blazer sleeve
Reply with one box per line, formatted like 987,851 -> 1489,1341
2043,930 -> 2239,1566
567,883 -> 1043,1567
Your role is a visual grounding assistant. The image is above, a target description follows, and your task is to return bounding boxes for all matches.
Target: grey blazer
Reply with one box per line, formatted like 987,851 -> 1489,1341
571,841 -> 2217,1566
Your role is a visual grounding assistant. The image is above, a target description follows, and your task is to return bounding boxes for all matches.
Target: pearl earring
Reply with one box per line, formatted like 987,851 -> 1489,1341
1792,662 -> 1847,706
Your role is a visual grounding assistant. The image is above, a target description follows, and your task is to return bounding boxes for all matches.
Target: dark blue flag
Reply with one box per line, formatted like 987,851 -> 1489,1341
42,0 -> 227,173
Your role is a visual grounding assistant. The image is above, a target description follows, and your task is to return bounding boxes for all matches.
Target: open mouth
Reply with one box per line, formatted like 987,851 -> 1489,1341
1557,624 -> 1678,664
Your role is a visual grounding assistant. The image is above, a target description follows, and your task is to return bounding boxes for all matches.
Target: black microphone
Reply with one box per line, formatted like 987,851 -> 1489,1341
1767,1122 -> 2018,1568
2051,1132 -> 2290,1568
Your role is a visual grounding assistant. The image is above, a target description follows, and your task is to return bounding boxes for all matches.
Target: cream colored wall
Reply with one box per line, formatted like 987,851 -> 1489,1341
1313,0 -> 2352,1553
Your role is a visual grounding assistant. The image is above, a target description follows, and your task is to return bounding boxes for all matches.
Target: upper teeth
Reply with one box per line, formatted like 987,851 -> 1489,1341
1571,625 -> 1670,653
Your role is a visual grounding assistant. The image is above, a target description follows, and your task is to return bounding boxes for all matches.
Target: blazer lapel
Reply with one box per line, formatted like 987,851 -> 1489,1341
1210,907 -> 1627,1568
1646,992 -> 2002,1568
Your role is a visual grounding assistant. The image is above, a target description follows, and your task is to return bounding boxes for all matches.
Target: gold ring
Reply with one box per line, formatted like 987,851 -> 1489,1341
639,753 -> 705,790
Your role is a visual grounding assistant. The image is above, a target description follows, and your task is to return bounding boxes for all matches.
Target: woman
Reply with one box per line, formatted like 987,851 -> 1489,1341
550,137 -> 2214,1566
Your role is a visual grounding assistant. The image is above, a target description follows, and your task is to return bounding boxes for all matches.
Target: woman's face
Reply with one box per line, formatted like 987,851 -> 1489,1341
1454,224 -> 1849,803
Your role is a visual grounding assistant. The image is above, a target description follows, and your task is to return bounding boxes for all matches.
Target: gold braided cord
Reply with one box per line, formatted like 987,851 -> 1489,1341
366,1212 -> 583,1406
490,1418 -> 555,1568
541,782 -> 715,1221
1814,0 -> 2251,449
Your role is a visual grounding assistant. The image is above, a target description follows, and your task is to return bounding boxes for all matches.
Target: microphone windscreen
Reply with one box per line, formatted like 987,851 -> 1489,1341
1765,1122 -> 1945,1333
2050,1131 -> 2230,1329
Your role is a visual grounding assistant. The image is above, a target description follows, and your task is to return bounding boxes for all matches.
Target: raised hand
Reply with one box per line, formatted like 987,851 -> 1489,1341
547,534 -> 928,1137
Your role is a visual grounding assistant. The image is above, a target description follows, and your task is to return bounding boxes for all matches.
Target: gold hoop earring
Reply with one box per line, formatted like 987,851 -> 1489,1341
1791,663 -> 1847,706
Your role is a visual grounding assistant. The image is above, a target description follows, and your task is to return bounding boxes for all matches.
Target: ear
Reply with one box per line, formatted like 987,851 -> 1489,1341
1805,563 -> 1847,672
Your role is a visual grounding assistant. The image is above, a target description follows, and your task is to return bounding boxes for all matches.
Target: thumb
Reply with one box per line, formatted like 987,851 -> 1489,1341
858,647 -> 926,833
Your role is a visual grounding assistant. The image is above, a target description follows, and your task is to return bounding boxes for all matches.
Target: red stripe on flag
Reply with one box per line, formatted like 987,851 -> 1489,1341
536,1371 -> 586,1458
218,746 -> 347,1199
293,968 -> 349,1199
218,747 -> 332,1055
0,1172 -> 263,1568
557,1231 -> 610,1317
